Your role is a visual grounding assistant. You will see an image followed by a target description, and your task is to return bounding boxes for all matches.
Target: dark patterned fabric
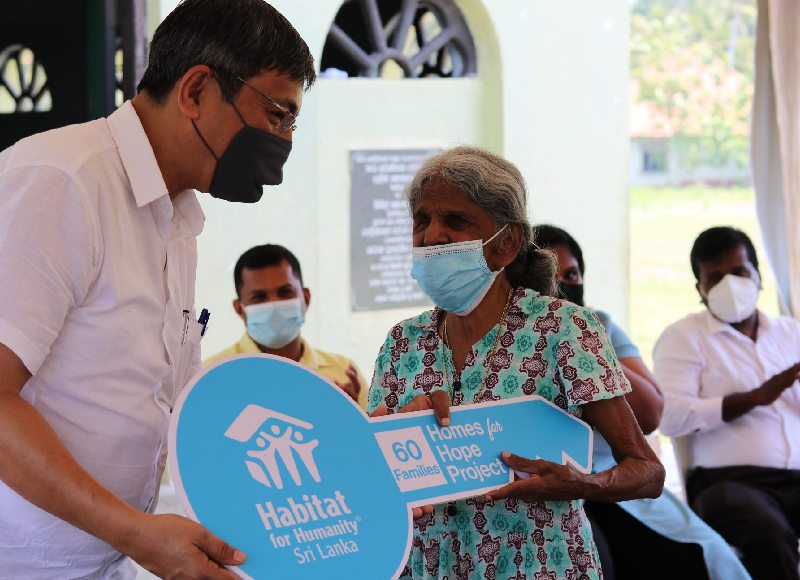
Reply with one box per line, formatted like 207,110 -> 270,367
368,288 -> 631,579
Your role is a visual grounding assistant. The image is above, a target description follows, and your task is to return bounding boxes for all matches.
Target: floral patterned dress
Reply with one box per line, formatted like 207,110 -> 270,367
368,288 -> 631,580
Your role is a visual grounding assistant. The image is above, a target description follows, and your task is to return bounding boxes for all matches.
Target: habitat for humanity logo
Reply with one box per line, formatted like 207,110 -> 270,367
224,404 -> 321,490
224,404 -> 361,564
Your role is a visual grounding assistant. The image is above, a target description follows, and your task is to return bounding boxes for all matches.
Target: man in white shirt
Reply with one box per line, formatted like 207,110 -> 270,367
654,226 -> 800,580
0,1 -> 315,578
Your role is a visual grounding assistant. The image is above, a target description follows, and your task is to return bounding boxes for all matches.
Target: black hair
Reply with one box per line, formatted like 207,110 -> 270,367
534,224 -> 585,275
505,242 -> 558,297
690,227 -> 759,280
234,244 -> 303,296
137,0 -> 316,103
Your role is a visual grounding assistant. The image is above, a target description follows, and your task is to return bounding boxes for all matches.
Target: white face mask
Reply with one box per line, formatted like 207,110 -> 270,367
705,273 -> 759,323
244,297 -> 305,349
410,225 -> 507,315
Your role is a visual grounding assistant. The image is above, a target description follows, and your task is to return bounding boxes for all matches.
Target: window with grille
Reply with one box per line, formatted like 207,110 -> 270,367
321,0 -> 477,79
0,45 -> 52,114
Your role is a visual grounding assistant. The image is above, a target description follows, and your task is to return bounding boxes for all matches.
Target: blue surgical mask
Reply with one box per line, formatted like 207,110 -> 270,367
244,298 -> 305,349
410,226 -> 507,315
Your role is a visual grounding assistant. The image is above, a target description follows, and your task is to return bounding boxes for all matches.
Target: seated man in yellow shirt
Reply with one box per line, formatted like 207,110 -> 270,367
205,244 -> 367,407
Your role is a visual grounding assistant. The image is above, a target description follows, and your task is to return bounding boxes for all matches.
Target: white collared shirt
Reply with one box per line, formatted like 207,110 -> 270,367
0,102 -> 205,578
654,309 -> 800,470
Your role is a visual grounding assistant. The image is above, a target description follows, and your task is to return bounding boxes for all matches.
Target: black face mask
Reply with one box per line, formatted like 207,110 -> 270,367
558,282 -> 585,306
193,109 -> 292,203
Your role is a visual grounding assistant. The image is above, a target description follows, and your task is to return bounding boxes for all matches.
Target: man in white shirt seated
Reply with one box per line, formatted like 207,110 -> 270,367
205,244 -> 368,408
654,226 -> 800,580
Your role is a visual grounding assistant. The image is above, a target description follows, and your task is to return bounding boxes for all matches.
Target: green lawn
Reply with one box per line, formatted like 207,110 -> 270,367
628,186 -> 779,368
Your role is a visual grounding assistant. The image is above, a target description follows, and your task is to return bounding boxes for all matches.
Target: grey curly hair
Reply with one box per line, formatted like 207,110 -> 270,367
406,146 -> 557,296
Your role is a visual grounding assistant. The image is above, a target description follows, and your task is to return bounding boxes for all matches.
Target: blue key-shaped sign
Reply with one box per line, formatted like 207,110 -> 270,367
169,355 -> 592,579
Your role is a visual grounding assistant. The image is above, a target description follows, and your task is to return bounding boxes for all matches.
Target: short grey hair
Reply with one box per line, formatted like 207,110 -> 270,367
406,145 -> 557,296
407,146 -> 532,249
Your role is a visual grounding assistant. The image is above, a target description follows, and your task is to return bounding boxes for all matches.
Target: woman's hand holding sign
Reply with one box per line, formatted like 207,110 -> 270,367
370,390 -> 451,518
484,453 -> 590,502
488,397 -> 665,504
370,390 -> 451,425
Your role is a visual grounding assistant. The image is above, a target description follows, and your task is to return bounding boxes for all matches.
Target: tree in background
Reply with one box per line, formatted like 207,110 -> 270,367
631,0 -> 756,169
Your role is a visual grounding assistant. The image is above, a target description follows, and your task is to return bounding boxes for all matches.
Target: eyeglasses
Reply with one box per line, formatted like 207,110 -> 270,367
236,76 -> 298,133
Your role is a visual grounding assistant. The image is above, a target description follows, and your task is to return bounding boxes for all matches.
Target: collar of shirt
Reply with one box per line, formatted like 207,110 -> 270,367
408,307 -> 443,333
107,101 -> 205,236
703,308 -> 774,339
406,288 -> 531,333
236,333 -> 330,371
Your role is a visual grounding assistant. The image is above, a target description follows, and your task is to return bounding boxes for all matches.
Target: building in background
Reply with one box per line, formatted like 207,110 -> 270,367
0,0 -> 147,151
628,0 -> 754,188
629,80 -> 750,187
188,0 -> 631,376
2,0 -> 631,377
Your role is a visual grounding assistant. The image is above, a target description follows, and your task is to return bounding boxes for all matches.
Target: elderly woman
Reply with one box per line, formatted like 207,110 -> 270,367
367,146 -> 665,580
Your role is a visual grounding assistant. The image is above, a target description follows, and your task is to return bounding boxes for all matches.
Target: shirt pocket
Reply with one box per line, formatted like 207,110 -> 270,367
174,319 -> 204,397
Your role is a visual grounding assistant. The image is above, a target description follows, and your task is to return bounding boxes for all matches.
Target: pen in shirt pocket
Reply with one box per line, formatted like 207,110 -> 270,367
182,308 -> 210,346
182,309 -> 190,346
198,308 -> 210,336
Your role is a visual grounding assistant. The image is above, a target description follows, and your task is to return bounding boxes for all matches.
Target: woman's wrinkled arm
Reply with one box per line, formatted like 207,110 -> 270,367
486,396 -> 665,503
580,396 -> 665,501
